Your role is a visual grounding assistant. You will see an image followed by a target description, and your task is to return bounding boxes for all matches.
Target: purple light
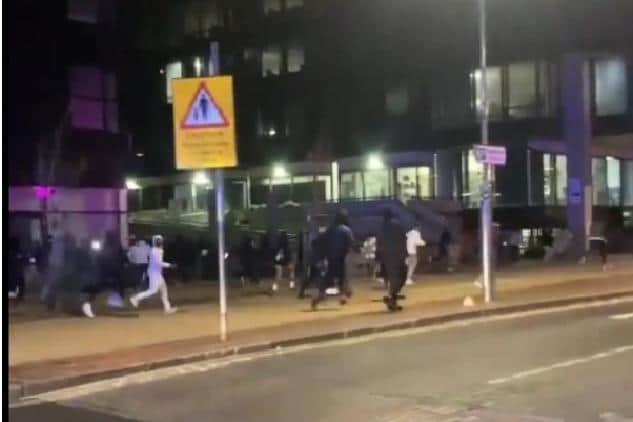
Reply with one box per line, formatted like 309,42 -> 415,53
34,186 -> 55,198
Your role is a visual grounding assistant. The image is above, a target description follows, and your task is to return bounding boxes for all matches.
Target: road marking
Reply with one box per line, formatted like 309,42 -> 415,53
13,297 -> 633,405
488,345 -> 633,385
609,312 -> 633,320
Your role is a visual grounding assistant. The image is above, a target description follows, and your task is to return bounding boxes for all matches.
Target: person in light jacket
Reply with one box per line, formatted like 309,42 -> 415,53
129,235 -> 178,314
405,226 -> 426,285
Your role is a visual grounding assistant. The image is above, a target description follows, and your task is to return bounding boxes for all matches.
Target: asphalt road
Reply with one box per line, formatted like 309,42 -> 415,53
10,300 -> 633,422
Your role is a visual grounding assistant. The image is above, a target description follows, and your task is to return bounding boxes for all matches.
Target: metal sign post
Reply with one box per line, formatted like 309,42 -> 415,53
214,169 -> 228,341
478,0 -> 494,303
171,64 -> 237,341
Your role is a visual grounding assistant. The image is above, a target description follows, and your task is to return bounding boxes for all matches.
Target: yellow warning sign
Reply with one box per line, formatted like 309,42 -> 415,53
172,76 -> 237,169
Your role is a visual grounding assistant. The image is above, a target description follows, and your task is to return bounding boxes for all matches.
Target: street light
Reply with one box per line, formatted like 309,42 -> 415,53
125,178 -> 141,190
366,154 -> 385,171
272,163 -> 289,178
193,57 -> 202,77
192,171 -> 211,186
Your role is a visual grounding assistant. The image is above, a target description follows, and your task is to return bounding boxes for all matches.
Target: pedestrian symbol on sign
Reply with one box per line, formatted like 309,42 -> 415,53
180,82 -> 229,129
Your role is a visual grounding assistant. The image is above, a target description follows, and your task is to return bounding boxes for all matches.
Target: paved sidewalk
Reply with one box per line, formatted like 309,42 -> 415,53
8,260 -> 633,400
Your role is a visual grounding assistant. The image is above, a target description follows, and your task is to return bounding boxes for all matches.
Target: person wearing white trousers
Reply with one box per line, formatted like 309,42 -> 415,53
405,227 -> 426,285
129,235 -> 178,314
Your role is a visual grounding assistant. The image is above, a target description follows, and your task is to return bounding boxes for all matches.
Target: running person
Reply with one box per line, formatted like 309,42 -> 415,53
129,235 -> 178,314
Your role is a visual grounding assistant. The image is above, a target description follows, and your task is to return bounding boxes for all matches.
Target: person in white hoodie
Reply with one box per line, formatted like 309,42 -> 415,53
129,235 -> 178,314
405,226 -> 426,285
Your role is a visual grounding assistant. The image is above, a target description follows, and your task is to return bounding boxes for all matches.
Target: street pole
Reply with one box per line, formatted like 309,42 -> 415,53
478,0 -> 494,302
214,169 -> 228,341
208,44 -> 228,341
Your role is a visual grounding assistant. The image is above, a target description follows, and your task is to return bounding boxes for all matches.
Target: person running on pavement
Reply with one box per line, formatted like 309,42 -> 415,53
238,228 -> 260,286
581,222 -> 610,270
272,230 -> 295,291
405,225 -> 426,286
127,238 -> 150,290
78,238 -> 102,318
311,210 -> 354,310
378,208 -> 408,312
298,226 -> 328,299
99,231 -> 128,308
129,235 -> 178,314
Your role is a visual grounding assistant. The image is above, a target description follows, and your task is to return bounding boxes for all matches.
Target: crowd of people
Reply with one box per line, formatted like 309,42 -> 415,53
236,208 -> 436,312
7,230 -> 181,319
8,207 -> 453,317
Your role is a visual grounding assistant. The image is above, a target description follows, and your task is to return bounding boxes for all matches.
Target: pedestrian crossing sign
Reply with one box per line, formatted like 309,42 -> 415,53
172,76 -> 237,169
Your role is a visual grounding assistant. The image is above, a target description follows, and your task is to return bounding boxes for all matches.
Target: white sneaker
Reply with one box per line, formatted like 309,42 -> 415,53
289,280 -> 295,289
325,287 -> 340,296
129,296 -> 139,308
474,280 -> 483,289
405,279 -> 414,286
82,302 -> 95,318
272,283 -> 279,292
164,307 -> 179,315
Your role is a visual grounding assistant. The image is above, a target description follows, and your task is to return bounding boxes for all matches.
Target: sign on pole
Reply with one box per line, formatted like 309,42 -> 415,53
172,76 -> 237,169
171,76 -> 236,342
473,144 -> 506,166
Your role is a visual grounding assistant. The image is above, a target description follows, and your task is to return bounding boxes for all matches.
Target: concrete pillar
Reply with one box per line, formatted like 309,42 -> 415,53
563,54 -> 593,256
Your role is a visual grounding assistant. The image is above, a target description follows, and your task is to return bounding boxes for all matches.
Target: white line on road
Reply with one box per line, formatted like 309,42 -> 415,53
609,312 -> 633,320
488,345 -> 633,385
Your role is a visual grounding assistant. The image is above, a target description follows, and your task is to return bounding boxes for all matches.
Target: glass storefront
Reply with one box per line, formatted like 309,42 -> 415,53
541,153 -> 625,207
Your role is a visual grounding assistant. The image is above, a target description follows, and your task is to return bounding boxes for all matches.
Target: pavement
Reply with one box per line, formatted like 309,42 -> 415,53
8,258 -> 633,402
9,298 -> 633,421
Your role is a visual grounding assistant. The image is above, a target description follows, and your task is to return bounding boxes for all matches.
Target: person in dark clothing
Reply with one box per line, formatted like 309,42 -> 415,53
238,230 -> 260,285
311,210 -> 354,310
8,237 -> 27,302
77,238 -> 102,318
298,227 -> 328,299
42,232 -> 77,311
98,231 -> 127,307
377,208 -> 408,312
437,227 -> 451,261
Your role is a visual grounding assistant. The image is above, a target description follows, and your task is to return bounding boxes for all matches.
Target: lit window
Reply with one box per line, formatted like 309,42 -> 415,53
606,156 -> 621,206
286,0 -> 304,10
464,149 -> 484,207
262,46 -> 282,77
595,57 -> 628,116
472,67 -> 503,120
386,83 -> 409,116
508,62 -> 537,118
165,61 -> 183,103
263,0 -> 281,14
287,44 -> 305,73
592,158 -> 609,205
